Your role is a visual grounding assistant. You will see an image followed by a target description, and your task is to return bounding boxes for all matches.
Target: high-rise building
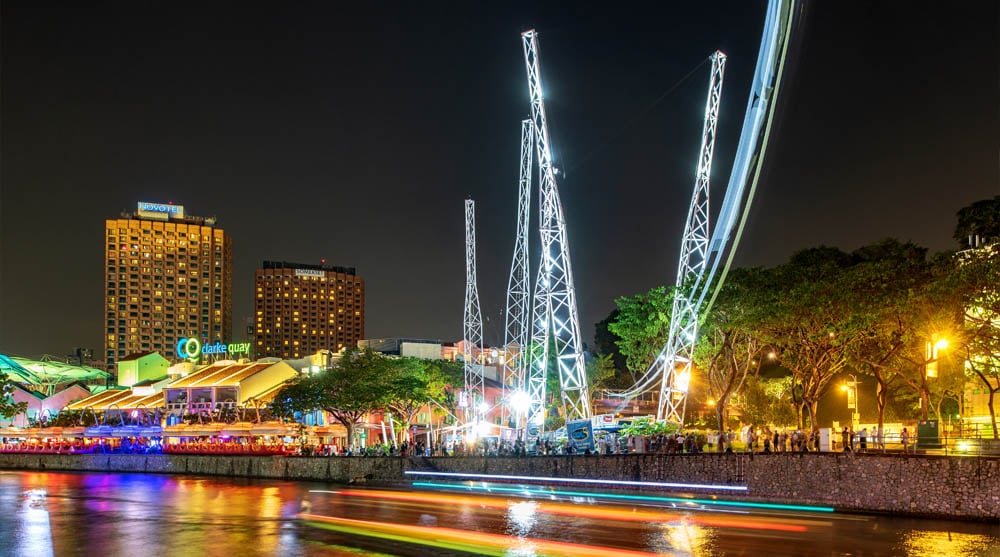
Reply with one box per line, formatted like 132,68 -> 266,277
254,261 -> 364,359
104,202 -> 232,374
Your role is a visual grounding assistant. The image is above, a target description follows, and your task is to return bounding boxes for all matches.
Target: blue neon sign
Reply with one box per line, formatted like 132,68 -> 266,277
138,202 -> 181,214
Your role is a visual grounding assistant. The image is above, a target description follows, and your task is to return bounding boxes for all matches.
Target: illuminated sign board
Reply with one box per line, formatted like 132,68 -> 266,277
175,338 -> 252,361
137,202 -> 185,219
295,269 -> 325,278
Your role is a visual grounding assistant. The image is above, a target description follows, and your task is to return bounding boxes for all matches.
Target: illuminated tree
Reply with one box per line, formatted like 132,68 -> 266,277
272,348 -> 391,449
1,374 -> 28,423
951,245 -> 1000,437
384,357 -> 462,440
607,286 -> 675,381
843,240 -> 937,428
693,268 -> 769,431
756,247 -> 863,430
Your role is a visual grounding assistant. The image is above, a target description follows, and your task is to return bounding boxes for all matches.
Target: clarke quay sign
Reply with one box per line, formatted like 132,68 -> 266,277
176,338 -> 252,361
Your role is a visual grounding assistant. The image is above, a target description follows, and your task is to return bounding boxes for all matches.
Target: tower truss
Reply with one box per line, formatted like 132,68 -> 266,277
610,0 -> 799,425
656,51 -> 726,422
521,29 -> 591,424
502,119 -> 535,422
463,199 -> 484,421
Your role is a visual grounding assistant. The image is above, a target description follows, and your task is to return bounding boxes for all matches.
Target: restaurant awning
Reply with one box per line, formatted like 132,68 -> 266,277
83,425 -> 163,438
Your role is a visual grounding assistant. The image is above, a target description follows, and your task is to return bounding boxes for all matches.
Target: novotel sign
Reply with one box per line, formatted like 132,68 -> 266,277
175,338 -> 252,361
137,202 -> 185,218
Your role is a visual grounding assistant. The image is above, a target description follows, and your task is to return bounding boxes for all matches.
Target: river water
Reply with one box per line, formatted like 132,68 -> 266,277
1,470 -> 998,556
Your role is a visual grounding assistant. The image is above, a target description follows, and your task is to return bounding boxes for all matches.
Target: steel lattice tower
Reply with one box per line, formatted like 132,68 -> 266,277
521,29 -> 591,425
463,199 -> 484,421
501,120 -> 535,422
610,0 -> 798,424
656,51 -> 726,422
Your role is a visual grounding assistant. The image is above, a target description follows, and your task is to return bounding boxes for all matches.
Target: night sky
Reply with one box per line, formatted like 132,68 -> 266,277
2,2 -> 997,359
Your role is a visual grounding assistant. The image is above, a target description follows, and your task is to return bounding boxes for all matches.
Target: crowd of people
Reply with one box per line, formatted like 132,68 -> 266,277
1,425 -> 926,457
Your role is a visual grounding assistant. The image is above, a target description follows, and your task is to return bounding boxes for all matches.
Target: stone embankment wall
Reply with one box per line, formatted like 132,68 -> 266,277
1,452 -> 997,521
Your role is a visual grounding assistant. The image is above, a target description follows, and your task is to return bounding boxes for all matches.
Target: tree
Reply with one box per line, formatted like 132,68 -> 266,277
593,309 -> 629,379
844,240 -> 933,430
693,268 -> 768,432
951,245 -> 1000,437
954,195 -> 1000,248
322,349 -> 394,448
270,378 -> 313,420
879,254 -> 965,422
586,353 -> 617,393
383,357 -> 459,441
0,373 -> 28,423
272,348 -> 391,449
607,286 -> 675,382
740,376 -> 797,428
757,247 -> 863,429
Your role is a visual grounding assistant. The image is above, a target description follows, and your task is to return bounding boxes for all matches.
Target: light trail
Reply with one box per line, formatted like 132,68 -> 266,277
403,470 -> 748,491
327,488 -> 809,533
410,481 -> 835,513
298,512 -> 660,557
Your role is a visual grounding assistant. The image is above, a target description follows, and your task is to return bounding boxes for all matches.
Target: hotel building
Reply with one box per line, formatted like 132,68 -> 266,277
104,202 -> 232,374
253,261 -> 365,359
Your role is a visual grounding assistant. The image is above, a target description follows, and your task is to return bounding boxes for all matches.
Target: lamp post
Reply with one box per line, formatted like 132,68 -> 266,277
921,337 -> 948,420
924,338 -> 948,378
841,374 -> 860,430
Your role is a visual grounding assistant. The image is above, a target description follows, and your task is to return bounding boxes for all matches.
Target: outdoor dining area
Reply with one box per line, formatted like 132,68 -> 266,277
0,420 -> 347,456
160,422 -> 300,455
0,425 -> 159,454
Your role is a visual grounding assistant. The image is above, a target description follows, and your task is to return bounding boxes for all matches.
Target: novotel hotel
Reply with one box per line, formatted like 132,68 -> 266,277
104,202 -> 233,374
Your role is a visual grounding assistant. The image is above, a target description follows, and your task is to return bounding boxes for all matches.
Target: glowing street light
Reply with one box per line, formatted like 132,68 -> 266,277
925,337 -> 948,378
508,390 -> 531,415
841,374 -> 860,429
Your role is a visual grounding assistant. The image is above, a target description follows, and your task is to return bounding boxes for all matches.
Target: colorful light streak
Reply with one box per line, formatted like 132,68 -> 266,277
410,481 -> 835,513
402,470 -> 749,491
325,489 -> 809,533
299,512 -> 659,557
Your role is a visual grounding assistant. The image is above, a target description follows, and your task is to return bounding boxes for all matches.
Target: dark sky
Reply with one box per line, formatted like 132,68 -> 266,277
2,2 -> 998,359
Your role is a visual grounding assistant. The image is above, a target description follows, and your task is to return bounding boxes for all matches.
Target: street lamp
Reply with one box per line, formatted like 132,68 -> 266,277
841,374 -> 860,429
925,338 -> 948,378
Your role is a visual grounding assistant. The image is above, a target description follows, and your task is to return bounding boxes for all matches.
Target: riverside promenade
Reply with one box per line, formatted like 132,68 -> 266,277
2,451 -> 998,521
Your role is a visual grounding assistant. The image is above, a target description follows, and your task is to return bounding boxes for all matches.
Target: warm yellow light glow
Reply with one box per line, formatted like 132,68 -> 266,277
841,384 -> 848,392
935,339 -> 948,350
706,399 -> 716,407
674,370 -> 691,393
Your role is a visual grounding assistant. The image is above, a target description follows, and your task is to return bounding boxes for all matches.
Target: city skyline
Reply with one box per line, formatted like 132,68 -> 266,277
2,2 -> 998,358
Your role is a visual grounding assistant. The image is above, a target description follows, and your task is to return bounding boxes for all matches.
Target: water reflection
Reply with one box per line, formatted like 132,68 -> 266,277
902,529 -> 1000,557
1,470 -> 998,557
18,488 -> 54,557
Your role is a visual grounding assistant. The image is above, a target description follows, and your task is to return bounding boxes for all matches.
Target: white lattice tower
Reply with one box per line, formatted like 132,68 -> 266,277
463,199 -> 484,423
521,29 -> 591,424
501,120 -> 535,424
608,0 -> 798,424
657,51 -> 726,422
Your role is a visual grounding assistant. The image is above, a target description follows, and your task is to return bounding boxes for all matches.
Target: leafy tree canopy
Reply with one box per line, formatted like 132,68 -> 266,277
954,195 -> 1000,247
